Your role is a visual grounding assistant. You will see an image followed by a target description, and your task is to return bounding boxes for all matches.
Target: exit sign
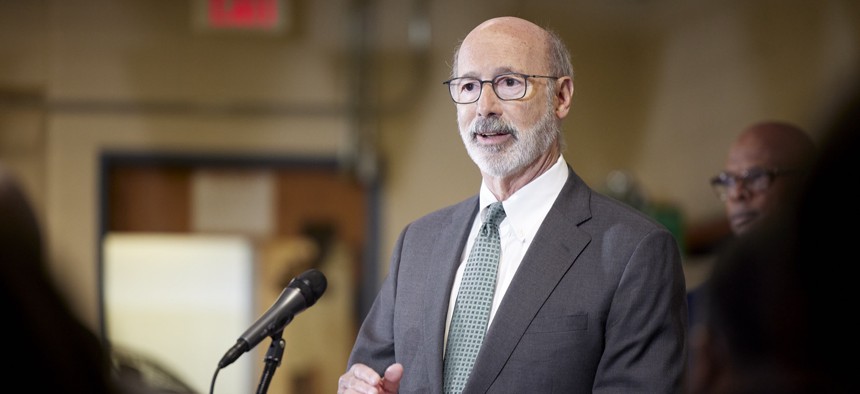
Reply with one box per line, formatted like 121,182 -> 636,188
194,0 -> 288,33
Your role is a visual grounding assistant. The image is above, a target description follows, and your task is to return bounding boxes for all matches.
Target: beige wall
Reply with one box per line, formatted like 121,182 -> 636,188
2,0 -> 859,333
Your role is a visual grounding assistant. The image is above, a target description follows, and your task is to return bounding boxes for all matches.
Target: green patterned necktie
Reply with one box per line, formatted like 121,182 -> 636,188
443,202 -> 506,394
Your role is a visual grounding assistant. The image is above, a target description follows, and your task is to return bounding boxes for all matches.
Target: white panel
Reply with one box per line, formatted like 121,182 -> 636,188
191,169 -> 274,236
103,233 -> 255,394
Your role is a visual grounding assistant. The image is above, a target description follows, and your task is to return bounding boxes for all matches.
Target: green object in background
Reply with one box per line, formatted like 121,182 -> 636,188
646,203 -> 685,254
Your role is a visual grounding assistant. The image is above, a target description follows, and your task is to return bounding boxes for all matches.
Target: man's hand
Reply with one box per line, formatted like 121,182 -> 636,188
338,363 -> 403,394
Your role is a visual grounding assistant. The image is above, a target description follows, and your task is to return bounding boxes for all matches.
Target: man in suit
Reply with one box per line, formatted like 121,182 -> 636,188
338,16 -> 687,393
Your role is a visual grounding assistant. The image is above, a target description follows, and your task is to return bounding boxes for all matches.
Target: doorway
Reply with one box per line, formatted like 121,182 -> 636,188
99,152 -> 378,394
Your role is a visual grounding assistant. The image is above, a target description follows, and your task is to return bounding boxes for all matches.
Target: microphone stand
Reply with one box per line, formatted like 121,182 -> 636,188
255,329 -> 286,394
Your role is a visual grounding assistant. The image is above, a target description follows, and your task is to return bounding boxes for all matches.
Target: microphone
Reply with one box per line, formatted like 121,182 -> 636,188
218,268 -> 327,369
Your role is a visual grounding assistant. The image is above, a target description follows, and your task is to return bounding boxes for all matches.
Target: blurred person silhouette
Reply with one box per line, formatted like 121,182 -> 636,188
0,162 -> 118,393
686,215 -> 829,394
338,16 -> 687,394
0,163 -> 196,394
785,77 -> 859,394
687,80 -> 860,394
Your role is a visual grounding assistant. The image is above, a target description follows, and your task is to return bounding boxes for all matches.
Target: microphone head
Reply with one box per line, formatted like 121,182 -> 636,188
291,269 -> 327,307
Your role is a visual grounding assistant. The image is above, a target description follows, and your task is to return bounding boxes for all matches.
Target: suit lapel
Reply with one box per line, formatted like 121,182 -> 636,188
423,197 -> 479,392
467,169 -> 593,393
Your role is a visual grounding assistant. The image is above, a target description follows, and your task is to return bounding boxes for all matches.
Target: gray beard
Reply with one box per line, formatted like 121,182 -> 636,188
462,109 -> 558,178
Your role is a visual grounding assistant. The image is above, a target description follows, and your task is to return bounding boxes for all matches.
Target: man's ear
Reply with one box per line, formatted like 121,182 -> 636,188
554,77 -> 573,119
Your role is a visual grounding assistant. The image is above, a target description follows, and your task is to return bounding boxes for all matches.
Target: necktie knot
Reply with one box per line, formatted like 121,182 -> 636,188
484,202 -> 506,228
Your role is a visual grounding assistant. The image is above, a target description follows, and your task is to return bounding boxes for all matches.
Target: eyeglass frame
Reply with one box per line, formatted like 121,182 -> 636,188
442,72 -> 560,104
709,167 -> 804,201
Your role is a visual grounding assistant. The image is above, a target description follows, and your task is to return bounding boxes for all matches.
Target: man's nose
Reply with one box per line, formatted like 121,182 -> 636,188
476,82 -> 502,117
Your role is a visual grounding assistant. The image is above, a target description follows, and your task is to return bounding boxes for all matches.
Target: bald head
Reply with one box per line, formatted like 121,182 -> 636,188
471,16 -> 546,38
729,121 -> 816,172
452,17 -> 572,80
721,121 -> 816,235
466,17 -> 549,50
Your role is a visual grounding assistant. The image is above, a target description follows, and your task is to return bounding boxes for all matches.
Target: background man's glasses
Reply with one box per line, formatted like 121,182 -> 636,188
709,167 -> 803,201
442,72 -> 559,104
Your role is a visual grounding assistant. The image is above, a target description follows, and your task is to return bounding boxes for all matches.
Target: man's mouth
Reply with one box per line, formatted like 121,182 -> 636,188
475,130 -> 510,138
730,211 -> 758,231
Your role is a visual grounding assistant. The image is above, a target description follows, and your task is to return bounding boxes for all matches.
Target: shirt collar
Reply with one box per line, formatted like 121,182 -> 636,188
478,155 -> 569,240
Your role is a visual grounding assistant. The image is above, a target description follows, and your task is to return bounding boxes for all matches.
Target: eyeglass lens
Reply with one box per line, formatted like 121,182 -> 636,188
711,169 -> 773,199
448,74 -> 528,103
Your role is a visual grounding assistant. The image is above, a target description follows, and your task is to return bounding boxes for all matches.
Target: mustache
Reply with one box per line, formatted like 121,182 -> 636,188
470,117 -> 518,138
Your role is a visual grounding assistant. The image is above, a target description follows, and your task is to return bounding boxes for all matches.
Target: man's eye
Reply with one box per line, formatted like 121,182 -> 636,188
498,77 -> 521,87
744,170 -> 767,181
461,82 -> 477,92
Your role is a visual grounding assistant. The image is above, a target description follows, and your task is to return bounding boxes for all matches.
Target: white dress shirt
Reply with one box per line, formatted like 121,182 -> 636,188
444,155 -> 569,349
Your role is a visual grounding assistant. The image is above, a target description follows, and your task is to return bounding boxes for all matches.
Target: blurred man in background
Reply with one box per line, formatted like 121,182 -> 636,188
709,121 -> 816,235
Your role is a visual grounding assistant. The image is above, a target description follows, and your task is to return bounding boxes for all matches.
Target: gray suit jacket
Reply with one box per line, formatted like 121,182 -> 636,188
348,167 -> 688,393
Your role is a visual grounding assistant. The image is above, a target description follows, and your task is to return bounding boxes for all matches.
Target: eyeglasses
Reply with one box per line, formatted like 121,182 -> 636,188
442,72 -> 560,104
709,167 -> 803,201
